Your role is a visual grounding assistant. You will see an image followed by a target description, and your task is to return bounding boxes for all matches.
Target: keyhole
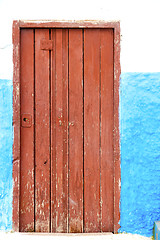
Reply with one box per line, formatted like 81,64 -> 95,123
23,117 -> 28,122
21,114 -> 32,127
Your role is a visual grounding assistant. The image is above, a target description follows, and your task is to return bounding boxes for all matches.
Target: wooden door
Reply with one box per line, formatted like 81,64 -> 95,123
16,25 -> 118,233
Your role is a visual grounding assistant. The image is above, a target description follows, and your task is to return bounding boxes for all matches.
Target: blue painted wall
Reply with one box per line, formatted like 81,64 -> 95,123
1,74 -> 160,236
119,73 -> 160,237
0,79 -> 12,231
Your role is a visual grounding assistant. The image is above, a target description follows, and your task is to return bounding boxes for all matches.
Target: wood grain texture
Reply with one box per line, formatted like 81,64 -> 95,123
12,20 -> 20,232
101,29 -> 114,232
20,29 -> 34,232
19,20 -> 120,30
35,29 -> 50,232
113,24 -> 121,233
84,29 -> 101,232
51,29 -> 56,232
55,29 -> 69,233
68,29 -> 83,233
13,22 -> 120,233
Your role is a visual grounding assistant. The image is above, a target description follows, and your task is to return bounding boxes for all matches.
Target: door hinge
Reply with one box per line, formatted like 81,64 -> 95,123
40,39 -> 53,50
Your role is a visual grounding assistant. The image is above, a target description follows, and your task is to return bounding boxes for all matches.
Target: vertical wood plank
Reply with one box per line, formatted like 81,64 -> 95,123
101,29 -> 114,232
20,29 -> 34,232
51,29 -> 56,232
12,20 -> 20,232
113,23 -> 121,233
68,29 -> 83,233
35,29 -> 50,232
55,29 -> 69,233
84,29 -> 101,232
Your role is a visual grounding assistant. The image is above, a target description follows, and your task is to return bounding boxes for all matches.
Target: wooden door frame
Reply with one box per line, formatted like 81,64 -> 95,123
12,20 -> 121,233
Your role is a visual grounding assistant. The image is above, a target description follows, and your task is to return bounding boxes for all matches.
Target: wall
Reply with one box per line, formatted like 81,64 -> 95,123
0,0 -> 160,236
120,73 -> 160,236
0,80 -> 12,230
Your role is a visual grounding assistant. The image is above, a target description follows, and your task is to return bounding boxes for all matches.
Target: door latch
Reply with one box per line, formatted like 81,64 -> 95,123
21,114 -> 32,128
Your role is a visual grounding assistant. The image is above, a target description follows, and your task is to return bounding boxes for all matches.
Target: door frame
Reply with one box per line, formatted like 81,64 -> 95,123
12,20 -> 121,233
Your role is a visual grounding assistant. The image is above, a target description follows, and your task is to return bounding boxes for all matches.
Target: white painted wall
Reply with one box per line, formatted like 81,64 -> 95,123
0,0 -> 160,80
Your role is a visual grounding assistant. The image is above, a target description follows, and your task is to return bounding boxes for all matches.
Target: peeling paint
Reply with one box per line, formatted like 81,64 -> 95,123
69,197 -> 78,207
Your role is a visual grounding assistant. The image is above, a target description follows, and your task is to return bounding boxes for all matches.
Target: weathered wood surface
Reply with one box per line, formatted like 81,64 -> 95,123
55,29 -> 69,233
13,23 -> 120,233
35,29 -> 50,232
50,29 -> 56,232
69,29 -> 83,233
12,20 -> 20,232
20,29 -> 34,232
101,29 -> 114,232
84,29 -> 101,232
18,20 -> 120,29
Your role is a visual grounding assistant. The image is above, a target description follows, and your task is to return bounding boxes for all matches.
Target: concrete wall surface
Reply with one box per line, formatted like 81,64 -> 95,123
120,73 -> 160,236
0,0 -> 160,237
0,80 -> 12,230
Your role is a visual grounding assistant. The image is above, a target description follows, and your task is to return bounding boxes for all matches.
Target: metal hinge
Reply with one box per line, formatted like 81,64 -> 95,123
40,39 -> 53,50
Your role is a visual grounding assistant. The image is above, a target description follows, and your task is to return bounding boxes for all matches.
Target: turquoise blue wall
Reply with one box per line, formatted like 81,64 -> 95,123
0,79 -> 12,231
1,73 -> 160,236
119,73 -> 160,236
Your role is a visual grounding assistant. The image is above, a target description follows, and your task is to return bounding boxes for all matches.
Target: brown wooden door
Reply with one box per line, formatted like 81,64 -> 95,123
20,28 -> 114,233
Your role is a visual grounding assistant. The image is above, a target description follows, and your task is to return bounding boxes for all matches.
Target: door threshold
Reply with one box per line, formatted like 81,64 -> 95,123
19,232 -> 113,235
